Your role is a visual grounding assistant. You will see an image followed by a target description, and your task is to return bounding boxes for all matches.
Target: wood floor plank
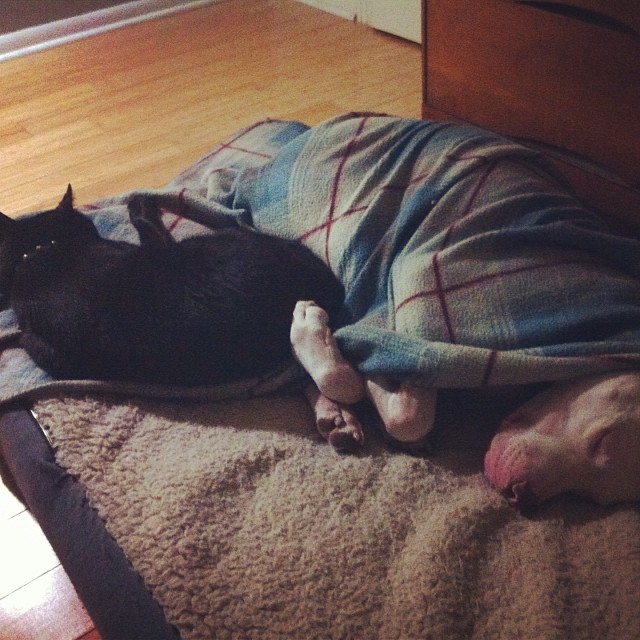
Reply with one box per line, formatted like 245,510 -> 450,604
0,477 -> 24,522
0,0 -> 421,215
0,566 -> 94,640
0,511 -> 60,601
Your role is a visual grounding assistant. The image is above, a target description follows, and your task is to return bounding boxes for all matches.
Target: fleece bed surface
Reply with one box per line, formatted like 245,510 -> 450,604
33,392 -> 640,640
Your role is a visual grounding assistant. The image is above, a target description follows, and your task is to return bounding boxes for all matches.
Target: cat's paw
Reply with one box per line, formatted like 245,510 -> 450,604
128,196 -> 174,246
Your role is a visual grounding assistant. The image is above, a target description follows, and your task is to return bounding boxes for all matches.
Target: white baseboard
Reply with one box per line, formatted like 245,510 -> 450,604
0,0 -> 220,62
295,0 -> 359,21
294,1 -> 422,44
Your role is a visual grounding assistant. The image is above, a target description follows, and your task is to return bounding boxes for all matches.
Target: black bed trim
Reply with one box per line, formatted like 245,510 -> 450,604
0,402 -> 180,640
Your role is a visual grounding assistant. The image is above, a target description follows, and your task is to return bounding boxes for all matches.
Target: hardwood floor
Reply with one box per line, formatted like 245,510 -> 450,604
0,0 -> 421,217
0,1 -> 421,637
0,477 -> 97,639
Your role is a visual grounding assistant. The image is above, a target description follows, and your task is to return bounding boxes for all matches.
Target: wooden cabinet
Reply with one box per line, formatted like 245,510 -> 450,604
422,0 -> 640,226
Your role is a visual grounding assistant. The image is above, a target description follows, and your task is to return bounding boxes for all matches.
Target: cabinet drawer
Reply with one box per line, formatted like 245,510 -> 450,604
423,0 -> 640,189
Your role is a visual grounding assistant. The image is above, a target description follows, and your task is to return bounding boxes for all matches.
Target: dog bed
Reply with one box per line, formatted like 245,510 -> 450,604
1,115 -> 640,639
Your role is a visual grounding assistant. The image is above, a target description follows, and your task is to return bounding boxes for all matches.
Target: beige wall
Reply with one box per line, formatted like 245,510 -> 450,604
0,1 -> 133,34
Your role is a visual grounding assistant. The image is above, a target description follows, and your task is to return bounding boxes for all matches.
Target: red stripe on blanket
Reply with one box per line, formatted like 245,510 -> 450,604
481,350 -> 498,386
324,116 -> 369,265
297,165 -> 432,247
380,170 -> 432,193
421,162 -> 501,342
167,215 -> 182,234
222,144 -> 272,159
432,253 -> 457,342
441,161 -> 499,250
297,205 -> 368,243
183,120 -> 275,168
164,188 -> 187,234
395,258 -> 598,317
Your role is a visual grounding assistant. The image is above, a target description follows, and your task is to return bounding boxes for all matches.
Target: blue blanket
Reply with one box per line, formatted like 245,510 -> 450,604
2,114 -> 640,403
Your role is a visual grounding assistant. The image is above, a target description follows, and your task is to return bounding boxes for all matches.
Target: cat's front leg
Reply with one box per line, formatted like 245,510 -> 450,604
128,195 -> 175,247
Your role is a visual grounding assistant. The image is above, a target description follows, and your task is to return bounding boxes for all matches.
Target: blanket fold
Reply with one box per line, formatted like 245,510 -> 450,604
234,114 -> 640,386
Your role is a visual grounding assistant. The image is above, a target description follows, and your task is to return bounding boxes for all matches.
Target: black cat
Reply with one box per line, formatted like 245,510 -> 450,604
0,186 -> 344,385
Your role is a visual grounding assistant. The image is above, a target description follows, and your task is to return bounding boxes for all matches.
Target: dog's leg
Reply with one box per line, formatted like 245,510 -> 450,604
128,195 -> 175,246
290,300 -> 365,405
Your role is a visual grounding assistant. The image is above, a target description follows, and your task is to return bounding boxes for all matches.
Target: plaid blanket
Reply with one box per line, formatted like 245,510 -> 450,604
2,114 -> 640,403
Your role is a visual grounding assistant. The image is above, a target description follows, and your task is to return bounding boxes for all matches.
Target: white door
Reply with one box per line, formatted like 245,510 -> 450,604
361,0 -> 421,43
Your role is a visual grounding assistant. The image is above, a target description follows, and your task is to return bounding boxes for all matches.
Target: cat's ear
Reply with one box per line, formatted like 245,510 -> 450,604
57,184 -> 74,214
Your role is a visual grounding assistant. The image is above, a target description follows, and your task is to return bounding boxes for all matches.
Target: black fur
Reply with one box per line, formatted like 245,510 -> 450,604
0,187 -> 345,385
